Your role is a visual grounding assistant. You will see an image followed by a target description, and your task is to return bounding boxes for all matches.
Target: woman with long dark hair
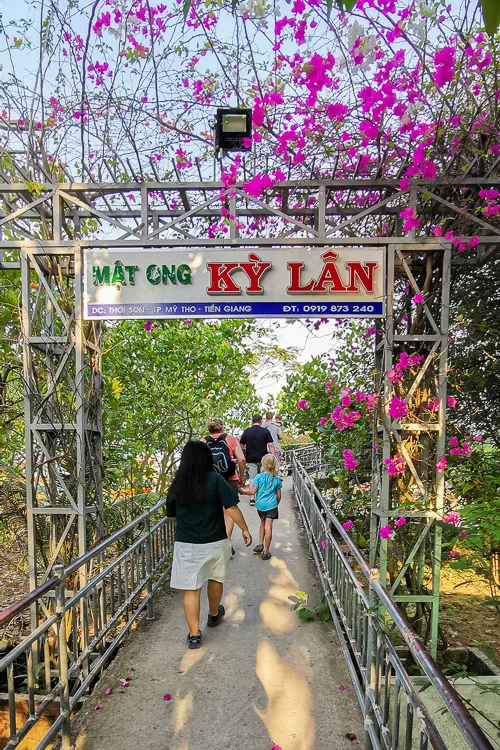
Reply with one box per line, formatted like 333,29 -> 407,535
167,440 -> 252,648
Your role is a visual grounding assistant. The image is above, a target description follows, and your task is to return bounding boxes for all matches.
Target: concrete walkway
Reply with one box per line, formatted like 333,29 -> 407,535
74,478 -> 363,750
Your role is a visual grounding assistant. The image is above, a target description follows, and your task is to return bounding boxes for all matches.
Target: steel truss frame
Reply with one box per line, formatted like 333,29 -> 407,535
0,177 -> 498,650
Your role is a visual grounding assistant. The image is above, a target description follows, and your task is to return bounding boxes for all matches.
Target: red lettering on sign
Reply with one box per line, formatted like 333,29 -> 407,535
287,262 -> 315,293
345,261 -> 378,293
312,251 -> 348,293
239,253 -> 272,294
207,263 -> 241,294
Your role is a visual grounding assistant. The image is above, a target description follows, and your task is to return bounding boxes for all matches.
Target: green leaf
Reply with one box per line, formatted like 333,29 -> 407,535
32,662 -> 46,680
298,607 -> 314,622
182,0 -> 192,20
481,598 -> 500,607
481,0 -> 500,35
449,557 -> 473,571
231,0 -> 239,10
295,590 -> 309,601
357,534 -> 368,549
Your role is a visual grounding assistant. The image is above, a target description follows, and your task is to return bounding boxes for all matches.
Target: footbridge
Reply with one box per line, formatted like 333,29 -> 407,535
0,447 -> 495,750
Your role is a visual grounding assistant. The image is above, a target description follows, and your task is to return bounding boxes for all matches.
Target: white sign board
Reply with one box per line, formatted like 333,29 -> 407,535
83,247 -> 384,320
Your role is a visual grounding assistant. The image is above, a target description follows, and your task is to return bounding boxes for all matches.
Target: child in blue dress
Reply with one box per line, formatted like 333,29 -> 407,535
239,454 -> 282,560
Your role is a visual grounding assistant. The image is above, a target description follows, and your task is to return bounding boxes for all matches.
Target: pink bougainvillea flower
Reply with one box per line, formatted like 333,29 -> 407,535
458,531 -> 468,538
343,520 -> 354,530
474,435 -> 483,442
177,670 -> 185,674
447,396 -> 457,408
400,206 -> 421,232
384,453 -> 406,475
448,436 -> 459,447
163,693 -> 172,701
374,444 -> 380,451
394,517 -> 406,527
449,550 -> 461,558
272,745 -> 283,750
330,406 -> 361,431
342,449 -> 359,471
121,680 -> 130,687
185,319 -> 192,325
413,292 -> 424,304
321,540 -> 328,549
318,416 -> 328,426
338,685 -> 345,690
433,46 -> 456,88
130,667 -> 137,672
428,397 -> 440,412
443,511 -> 461,525
380,525 -> 393,540
93,705 -> 101,711
436,456 -> 447,472
297,399 -> 309,409
105,688 -> 112,695
144,320 -> 152,333
388,397 -> 409,420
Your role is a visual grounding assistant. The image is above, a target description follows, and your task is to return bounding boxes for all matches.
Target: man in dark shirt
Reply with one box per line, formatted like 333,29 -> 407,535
240,414 -> 276,505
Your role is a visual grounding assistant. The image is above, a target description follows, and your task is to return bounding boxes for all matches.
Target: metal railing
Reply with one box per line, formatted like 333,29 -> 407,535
280,442 -> 320,474
0,497 -> 173,749
292,448 -> 494,750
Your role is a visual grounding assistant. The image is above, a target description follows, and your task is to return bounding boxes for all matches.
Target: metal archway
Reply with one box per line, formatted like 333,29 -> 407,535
1,176 -> 498,653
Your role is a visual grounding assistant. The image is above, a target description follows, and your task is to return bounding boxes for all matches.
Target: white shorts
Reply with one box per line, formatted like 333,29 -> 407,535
170,539 -> 231,591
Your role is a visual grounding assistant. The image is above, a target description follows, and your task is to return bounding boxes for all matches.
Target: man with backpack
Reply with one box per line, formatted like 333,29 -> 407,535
239,414 -> 276,505
202,418 -> 246,555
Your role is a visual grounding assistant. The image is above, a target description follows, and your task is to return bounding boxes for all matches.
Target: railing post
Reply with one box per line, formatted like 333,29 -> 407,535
145,513 -> 154,620
54,564 -> 72,750
363,568 -> 379,750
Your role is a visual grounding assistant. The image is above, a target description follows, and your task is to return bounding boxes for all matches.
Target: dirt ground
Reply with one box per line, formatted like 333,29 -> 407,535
438,567 -> 500,665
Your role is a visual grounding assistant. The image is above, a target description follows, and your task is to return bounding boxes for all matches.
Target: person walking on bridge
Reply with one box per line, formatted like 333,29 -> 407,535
167,441 -> 252,649
263,411 -> 283,459
239,414 -> 276,505
202,418 -> 246,556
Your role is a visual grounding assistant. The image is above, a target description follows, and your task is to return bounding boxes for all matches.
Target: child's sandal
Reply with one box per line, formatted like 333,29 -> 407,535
253,544 -> 264,554
261,553 -> 272,560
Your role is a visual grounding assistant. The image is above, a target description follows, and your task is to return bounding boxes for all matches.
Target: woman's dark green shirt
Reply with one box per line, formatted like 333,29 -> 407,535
166,472 -> 239,544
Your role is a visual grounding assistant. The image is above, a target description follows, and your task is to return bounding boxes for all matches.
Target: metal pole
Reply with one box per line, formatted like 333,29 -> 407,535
21,251 -> 39,633
379,245 -> 395,588
74,243 -> 87,561
429,246 -> 451,655
144,513 -> 154,620
54,564 -> 71,750
363,568 -> 380,750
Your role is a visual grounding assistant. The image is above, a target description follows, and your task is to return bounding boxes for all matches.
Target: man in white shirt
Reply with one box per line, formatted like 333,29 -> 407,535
263,411 -> 283,457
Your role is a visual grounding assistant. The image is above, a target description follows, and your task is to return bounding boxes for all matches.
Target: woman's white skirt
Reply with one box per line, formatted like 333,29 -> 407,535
170,538 -> 231,590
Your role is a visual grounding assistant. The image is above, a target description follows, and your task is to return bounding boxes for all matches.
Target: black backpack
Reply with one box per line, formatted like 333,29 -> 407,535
205,434 -> 234,480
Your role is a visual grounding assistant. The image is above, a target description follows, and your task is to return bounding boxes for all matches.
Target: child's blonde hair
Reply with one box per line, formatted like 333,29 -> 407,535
261,453 -> 279,475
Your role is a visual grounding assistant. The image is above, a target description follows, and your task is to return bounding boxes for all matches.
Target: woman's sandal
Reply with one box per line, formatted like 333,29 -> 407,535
253,544 -> 264,554
261,552 -> 272,560
187,631 -> 202,649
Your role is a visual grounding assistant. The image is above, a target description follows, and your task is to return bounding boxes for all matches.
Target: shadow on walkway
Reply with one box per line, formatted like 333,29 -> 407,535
74,477 -> 363,750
